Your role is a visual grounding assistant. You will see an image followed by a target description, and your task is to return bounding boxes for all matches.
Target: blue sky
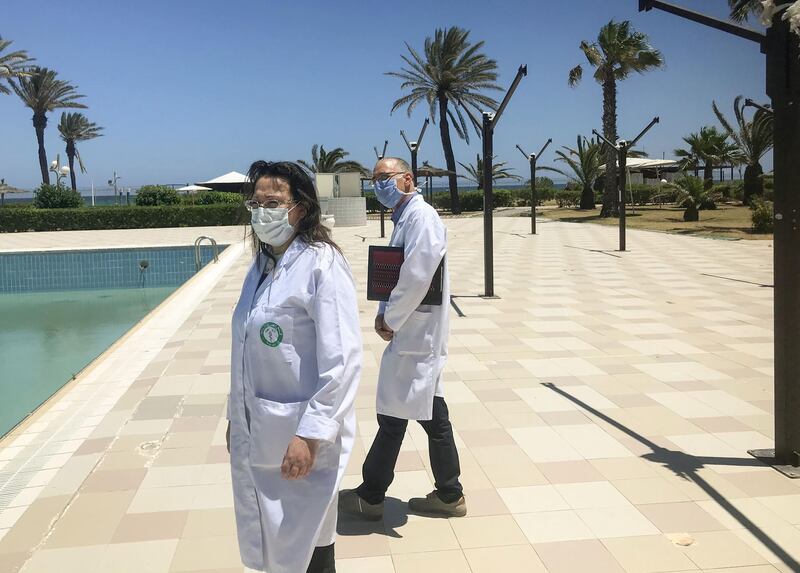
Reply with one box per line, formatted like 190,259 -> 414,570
1,0 -> 768,191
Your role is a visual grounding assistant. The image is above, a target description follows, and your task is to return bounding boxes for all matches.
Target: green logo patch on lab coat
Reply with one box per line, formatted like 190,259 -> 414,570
260,322 -> 284,347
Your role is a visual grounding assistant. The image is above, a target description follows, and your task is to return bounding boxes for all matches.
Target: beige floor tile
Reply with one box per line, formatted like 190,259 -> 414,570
20,544 -> 107,573
756,495 -> 800,526
590,458 -> 661,481
637,502 -> 726,533
96,539 -> 179,573
182,508 -> 237,538
450,514 -> 528,548
464,544 -> 547,573
613,477 -> 692,505
534,539 -> 626,573
112,511 -> 188,543
696,498 -> 791,530
81,468 -> 148,493
508,427 -> 583,463
498,485 -> 570,514
555,481 -> 632,509
514,510 -> 595,544
46,490 -> 135,548
577,505 -> 660,538
674,530 -> 769,569
536,460 -> 606,484
168,536 -> 242,571
459,488 -> 509,516
732,525 -> 800,567
392,549 -> 470,572
335,520 -> 391,559
128,484 -> 233,513
386,520 -> 459,554
336,555 -> 395,573
481,458 -> 550,488
602,535 -> 697,572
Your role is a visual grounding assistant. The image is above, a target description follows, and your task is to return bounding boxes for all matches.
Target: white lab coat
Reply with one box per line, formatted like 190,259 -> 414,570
228,237 -> 361,573
377,193 -> 449,421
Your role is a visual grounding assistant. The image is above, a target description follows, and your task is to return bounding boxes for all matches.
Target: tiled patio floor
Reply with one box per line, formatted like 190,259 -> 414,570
1,217 -> 798,573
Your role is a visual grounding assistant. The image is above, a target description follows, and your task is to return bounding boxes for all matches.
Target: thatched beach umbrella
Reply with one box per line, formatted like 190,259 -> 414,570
0,180 -> 25,207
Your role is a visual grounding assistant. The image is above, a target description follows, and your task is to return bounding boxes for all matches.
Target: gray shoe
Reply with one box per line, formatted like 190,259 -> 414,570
408,491 -> 467,517
338,489 -> 383,521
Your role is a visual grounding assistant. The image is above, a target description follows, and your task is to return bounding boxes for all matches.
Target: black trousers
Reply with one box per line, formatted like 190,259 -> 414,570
357,396 -> 463,505
307,543 -> 335,573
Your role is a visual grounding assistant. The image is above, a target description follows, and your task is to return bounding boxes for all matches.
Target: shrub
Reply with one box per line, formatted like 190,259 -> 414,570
750,198 -> 774,234
0,204 -> 247,233
711,181 -> 743,201
33,183 -> 83,209
555,190 -> 581,208
190,191 -> 242,205
627,184 -> 659,205
135,185 -> 180,206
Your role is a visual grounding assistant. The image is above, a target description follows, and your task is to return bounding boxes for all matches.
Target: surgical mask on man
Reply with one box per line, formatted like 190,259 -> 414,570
374,177 -> 410,209
251,205 -> 297,247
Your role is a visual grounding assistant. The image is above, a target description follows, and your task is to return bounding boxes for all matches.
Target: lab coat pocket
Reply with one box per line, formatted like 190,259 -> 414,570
392,310 -> 435,357
248,397 -> 308,469
256,307 -> 295,360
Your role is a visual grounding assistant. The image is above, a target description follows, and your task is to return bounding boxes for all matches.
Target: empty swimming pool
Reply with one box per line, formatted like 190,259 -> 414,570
0,244 -> 225,437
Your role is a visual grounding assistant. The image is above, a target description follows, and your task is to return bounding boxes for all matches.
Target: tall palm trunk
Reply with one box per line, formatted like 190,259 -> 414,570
703,162 -> 714,190
438,95 -> 461,214
33,112 -> 50,185
580,183 -> 595,209
743,162 -> 764,205
601,74 -> 618,217
66,140 -> 77,191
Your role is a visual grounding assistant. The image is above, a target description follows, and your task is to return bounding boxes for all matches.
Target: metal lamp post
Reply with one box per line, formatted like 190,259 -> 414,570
461,65 -> 528,298
108,172 -> 121,205
373,140 -> 389,238
401,118 -> 430,190
592,116 -> 659,252
516,138 -> 552,234
49,156 -> 71,187
639,0 -> 800,476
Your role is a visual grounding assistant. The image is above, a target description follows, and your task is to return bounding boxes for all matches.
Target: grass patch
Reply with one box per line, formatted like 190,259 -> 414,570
538,204 -> 771,241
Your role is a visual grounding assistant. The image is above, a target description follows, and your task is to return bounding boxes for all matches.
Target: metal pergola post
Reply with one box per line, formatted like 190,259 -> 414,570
639,0 -> 800,476
479,64 -> 528,298
517,138 -> 552,235
593,117 -> 659,252
401,118 -> 429,188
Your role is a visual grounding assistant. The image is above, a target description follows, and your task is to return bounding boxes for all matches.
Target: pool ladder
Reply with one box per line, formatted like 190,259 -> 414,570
194,236 -> 219,271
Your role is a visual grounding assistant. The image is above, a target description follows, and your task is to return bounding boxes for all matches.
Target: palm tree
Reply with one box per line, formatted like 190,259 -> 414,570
662,176 -> 722,222
728,0 -> 764,22
713,96 -> 773,205
568,20 -> 664,217
539,136 -> 604,210
0,36 -> 33,94
57,112 -> 104,191
674,126 -> 740,190
387,27 -> 502,214
298,145 -> 367,175
458,154 -> 521,190
12,67 -> 86,185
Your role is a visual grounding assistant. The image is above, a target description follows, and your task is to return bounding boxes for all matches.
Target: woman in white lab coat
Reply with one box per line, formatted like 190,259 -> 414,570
227,160 -> 361,573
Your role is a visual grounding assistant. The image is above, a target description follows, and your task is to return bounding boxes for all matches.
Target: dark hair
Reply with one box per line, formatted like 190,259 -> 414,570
243,160 -> 341,256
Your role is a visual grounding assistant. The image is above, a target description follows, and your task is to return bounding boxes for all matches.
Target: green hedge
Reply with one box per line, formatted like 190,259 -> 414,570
188,191 -> 242,205
750,198 -> 774,234
0,204 -> 247,232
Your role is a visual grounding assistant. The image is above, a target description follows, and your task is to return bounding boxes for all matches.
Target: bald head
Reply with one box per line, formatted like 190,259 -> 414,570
374,157 -> 411,174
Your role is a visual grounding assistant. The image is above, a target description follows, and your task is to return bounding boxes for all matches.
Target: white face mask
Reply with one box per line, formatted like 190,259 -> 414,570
251,205 -> 297,247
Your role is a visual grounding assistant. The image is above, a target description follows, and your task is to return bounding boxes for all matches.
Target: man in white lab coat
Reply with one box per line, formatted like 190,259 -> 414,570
339,157 -> 466,519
